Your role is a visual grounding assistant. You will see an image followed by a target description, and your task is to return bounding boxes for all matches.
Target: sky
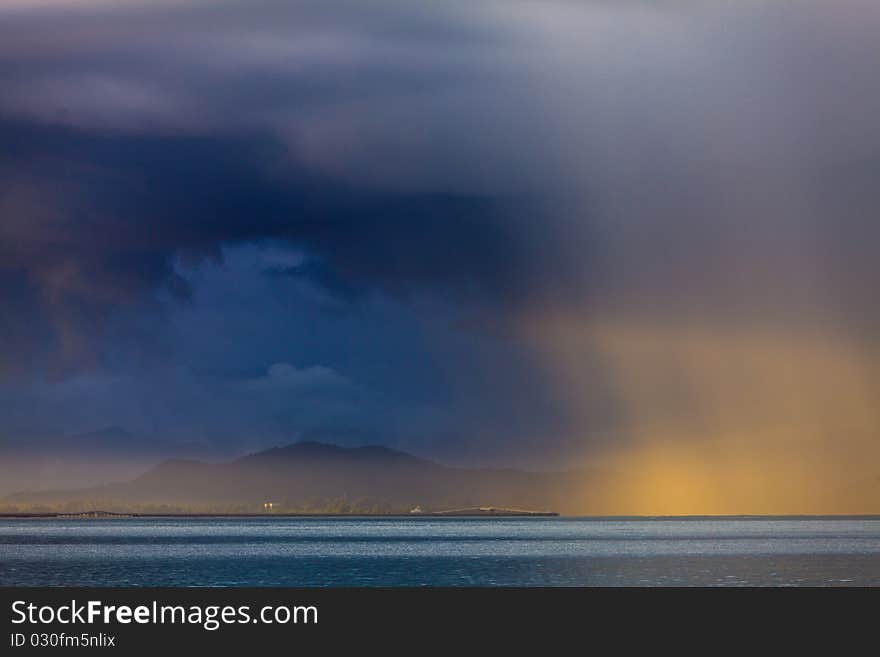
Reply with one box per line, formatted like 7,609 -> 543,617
1,0 -> 879,512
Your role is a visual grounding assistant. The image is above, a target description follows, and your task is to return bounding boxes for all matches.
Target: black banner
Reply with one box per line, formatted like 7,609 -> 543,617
0,587 -> 874,652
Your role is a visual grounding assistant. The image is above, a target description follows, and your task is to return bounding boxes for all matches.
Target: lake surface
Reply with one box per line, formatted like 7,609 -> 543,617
2,517 -> 879,586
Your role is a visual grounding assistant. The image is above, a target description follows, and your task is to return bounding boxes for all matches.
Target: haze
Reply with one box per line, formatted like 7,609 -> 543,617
1,1 -> 879,514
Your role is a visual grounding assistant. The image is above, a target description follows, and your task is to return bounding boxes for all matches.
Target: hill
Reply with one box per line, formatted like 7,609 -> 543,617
4,441 -> 595,514
0,427 -> 217,496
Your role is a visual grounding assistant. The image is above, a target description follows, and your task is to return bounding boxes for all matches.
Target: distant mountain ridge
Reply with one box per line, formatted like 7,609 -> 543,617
4,441 -> 596,514
0,427 -> 219,497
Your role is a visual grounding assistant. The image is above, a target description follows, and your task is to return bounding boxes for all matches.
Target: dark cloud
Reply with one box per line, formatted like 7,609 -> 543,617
1,0 -> 880,475
0,117 -> 541,375
0,0 -> 571,375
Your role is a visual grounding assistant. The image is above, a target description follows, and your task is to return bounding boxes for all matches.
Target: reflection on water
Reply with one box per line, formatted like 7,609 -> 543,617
1,517 -> 878,586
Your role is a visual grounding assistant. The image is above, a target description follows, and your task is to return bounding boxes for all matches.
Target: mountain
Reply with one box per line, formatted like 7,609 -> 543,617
0,427 -> 219,496
4,441 -> 600,514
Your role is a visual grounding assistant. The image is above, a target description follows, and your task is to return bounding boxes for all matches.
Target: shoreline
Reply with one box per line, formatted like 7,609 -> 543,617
2,512 -> 879,520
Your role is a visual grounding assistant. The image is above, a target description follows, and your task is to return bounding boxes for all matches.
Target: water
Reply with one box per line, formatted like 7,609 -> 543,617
1,517 -> 879,586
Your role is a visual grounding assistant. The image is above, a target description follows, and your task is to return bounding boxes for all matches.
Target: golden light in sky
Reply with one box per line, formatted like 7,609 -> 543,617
529,317 -> 880,514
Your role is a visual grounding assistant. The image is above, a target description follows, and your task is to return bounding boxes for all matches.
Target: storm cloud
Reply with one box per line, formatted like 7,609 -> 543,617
1,1 -> 880,509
